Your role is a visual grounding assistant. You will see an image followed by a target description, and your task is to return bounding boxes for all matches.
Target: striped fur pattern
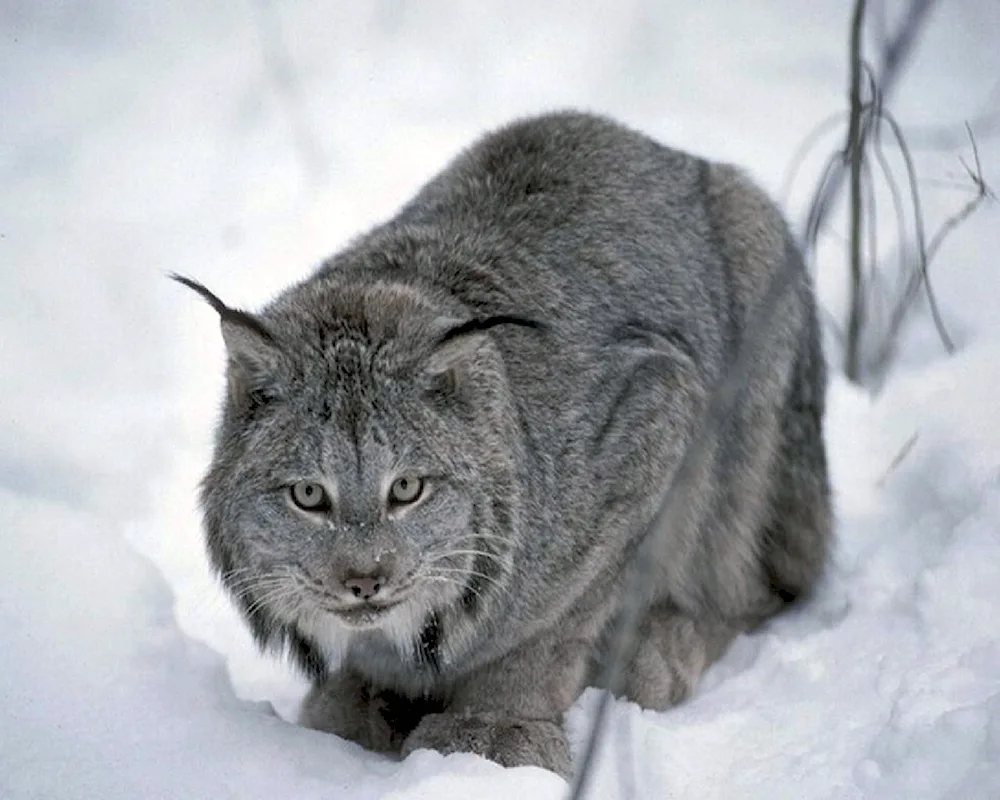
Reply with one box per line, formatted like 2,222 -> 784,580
185,111 -> 831,776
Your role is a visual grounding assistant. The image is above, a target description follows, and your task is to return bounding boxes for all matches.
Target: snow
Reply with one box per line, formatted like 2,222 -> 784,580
2,1 -> 999,797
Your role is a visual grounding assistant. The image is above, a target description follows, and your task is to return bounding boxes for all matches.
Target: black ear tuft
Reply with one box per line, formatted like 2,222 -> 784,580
426,314 -> 545,376
170,273 -> 229,314
171,273 -> 284,409
170,273 -> 277,345
434,314 -> 546,346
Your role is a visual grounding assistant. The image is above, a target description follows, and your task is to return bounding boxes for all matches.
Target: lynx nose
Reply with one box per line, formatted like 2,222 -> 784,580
344,575 -> 384,601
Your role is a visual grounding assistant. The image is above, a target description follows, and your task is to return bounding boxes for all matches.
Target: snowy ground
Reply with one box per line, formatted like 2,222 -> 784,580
2,2 -> 999,798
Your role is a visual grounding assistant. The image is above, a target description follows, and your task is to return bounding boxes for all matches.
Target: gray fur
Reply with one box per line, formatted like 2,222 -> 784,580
180,111 -> 831,777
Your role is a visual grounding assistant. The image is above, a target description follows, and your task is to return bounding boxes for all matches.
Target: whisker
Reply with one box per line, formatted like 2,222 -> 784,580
422,574 -> 487,600
227,570 -> 305,616
225,574 -> 292,591
428,549 -> 506,565
248,588 -> 308,619
223,565 -> 300,590
243,585 -> 294,616
227,581 -> 295,603
424,566 -> 507,592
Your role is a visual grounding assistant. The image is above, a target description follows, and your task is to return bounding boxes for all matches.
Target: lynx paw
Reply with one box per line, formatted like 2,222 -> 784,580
401,710 -> 571,777
299,672 -> 424,753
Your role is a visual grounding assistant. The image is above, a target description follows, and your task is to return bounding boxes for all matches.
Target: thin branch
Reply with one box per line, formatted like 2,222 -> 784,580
872,0 -> 939,101
881,110 -> 954,354
903,111 -> 1000,151
876,432 -> 920,487
861,155 -> 879,299
844,0 -> 868,381
804,150 -> 845,258
801,0 -> 942,248
780,110 -> 849,207
869,125 -> 992,376
920,176 -> 990,193
926,125 -> 995,264
871,111 -> 909,289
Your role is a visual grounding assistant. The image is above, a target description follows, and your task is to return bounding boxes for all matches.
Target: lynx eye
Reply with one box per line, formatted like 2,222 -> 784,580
389,475 -> 424,506
290,480 -> 330,511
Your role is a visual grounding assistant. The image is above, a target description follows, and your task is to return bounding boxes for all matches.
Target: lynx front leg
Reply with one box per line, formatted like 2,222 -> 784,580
402,710 -> 571,775
400,633 -> 591,777
622,603 -> 738,710
300,669 -> 440,753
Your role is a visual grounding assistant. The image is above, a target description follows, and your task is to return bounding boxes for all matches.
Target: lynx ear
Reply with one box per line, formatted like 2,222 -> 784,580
426,318 -> 489,376
171,274 -> 282,408
425,314 -> 545,386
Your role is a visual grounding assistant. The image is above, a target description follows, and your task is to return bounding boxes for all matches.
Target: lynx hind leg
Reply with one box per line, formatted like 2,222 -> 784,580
762,299 -> 833,604
623,604 -> 738,711
300,670 -> 440,753
704,161 -> 832,610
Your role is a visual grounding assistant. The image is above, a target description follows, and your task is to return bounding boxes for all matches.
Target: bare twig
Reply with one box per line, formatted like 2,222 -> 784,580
861,156 -> 879,299
803,149 -> 844,256
882,110 -> 953,353
904,110 -> 1000,151
904,78 -> 1000,152
872,0 -> 938,99
803,0 -> 941,247
920,177 -> 987,192
845,0 -> 868,381
790,0 -> 976,386
869,125 -> 994,374
870,111 -> 909,303
780,110 -> 848,207
875,432 -> 920,487
926,125 -> 996,263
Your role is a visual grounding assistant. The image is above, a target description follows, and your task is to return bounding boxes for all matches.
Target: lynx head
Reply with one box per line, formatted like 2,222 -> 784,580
174,273 -> 533,673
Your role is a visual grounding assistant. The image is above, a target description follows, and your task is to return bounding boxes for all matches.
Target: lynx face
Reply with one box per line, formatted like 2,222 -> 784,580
186,276 -> 526,667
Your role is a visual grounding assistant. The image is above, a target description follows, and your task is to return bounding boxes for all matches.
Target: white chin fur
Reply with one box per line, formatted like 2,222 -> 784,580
296,598 -> 428,669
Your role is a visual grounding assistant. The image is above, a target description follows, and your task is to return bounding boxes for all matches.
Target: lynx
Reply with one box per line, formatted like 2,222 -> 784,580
177,111 -> 831,777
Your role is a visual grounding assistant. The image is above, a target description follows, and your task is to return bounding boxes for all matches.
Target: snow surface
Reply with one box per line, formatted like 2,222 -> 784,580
2,2 -> 999,798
